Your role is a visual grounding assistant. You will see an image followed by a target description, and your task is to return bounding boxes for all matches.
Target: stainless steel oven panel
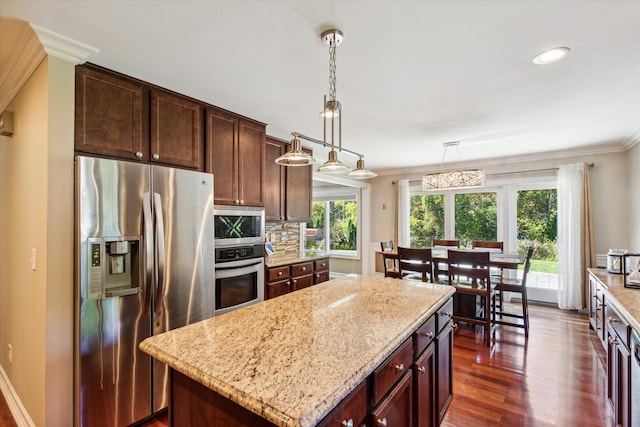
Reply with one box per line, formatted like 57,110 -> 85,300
213,205 -> 265,247
214,257 -> 264,316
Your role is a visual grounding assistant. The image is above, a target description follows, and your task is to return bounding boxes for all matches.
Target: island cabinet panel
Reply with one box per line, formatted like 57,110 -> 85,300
371,371 -> 413,427
171,370 -> 276,427
414,341 -> 436,427
436,301 -> 454,423
264,136 -> 313,222
607,303 -> 631,427
589,273 -> 607,348
150,89 -> 204,169
206,107 -> 266,206
75,65 -> 150,161
317,381 -> 367,427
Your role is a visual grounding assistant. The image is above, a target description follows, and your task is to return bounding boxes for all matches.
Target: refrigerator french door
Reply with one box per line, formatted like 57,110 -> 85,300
75,156 -> 214,426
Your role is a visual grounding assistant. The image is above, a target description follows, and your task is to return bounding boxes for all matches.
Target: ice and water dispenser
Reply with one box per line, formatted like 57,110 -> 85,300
86,237 -> 141,299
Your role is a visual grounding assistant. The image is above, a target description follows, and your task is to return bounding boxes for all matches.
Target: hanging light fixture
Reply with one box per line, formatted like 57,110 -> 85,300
422,141 -> 485,191
278,28 -> 376,179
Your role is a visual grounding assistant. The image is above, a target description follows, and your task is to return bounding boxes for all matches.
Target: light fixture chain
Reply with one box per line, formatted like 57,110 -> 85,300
329,44 -> 337,101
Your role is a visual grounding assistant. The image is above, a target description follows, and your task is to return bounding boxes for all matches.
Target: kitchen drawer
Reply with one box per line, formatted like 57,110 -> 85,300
372,338 -> 413,405
268,266 -> 289,282
314,271 -> 330,284
314,258 -> 330,272
291,274 -> 313,291
414,315 -> 436,358
437,299 -> 454,333
266,279 -> 290,300
317,381 -> 367,427
291,262 -> 313,278
606,304 -> 630,348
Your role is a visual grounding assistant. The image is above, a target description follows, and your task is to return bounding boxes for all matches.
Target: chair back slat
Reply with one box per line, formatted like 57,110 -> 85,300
520,247 -> 535,287
471,241 -> 504,251
397,247 -> 434,282
433,239 -> 460,248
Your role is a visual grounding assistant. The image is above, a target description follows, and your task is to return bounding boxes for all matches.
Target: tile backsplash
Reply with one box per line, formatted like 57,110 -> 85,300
265,223 -> 302,261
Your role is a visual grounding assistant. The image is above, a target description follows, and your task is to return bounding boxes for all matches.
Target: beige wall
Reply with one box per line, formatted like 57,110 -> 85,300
0,56 -> 75,426
629,143 -> 640,250
369,150 -> 631,262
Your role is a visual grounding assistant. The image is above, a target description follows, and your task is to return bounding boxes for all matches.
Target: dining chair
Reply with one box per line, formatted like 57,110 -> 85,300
397,247 -> 434,283
471,241 -> 505,277
432,240 -> 459,283
492,247 -> 534,338
447,250 -> 495,347
380,240 -> 401,278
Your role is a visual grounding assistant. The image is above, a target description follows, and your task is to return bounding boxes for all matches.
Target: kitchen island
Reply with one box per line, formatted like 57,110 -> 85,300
140,274 -> 455,426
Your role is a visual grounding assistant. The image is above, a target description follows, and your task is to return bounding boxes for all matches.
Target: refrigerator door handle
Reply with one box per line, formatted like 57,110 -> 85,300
153,192 -> 166,315
142,192 -> 153,316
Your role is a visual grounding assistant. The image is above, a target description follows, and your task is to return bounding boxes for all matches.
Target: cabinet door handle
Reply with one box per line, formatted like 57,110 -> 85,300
152,153 -> 159,160
292,279 -> 297,285
441,311 -> 453,318
608,316 -> 619,323
235,199 -> 240,205
451,321 -> 459,330
420,331 -> 434,338
136,151 -> 144,159
393,363 -> 404,372
417,366 -> 426,374
240,199 -> 244,205
376,418 -> 387,427
609,337 -> 619,345
341,420 -> 353,427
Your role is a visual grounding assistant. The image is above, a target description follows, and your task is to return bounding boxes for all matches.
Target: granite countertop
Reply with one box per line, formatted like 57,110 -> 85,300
588,268 -> 640,332
139,275 -> 455,427
265,252 -> 328,268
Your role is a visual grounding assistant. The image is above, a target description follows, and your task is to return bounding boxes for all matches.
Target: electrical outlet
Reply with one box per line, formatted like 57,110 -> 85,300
280,231 -> 287,241
8,344 -> 12,364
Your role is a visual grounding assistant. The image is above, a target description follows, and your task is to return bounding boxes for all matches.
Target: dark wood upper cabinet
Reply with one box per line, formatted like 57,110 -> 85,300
75,65 -> 149,161
265,137 -> 286,221
206,108 -> 265,207
150,89 -> 204,170
264,136 -> 312,222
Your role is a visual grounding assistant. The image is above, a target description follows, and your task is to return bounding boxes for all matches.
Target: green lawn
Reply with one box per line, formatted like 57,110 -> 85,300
525,259 -> 558,274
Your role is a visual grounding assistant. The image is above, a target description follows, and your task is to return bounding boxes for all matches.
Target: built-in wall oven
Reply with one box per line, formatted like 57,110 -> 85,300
213,206 -> 265,316
214,243 -> 265,315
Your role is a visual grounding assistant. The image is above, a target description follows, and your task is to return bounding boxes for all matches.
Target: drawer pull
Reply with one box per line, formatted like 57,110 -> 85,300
417,366 -> 426,374
420,331 -> 434,338
302,266 -> 306,271
393,363 -> 404,372
609,337 -> 619,345
441,311 -> 453,318
377,417 -> 387,427
341,420 -> 353,427
277,271 -> 283,276
608,316 -> 619,323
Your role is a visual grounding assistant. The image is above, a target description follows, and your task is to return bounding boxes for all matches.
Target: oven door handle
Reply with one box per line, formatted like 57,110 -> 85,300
215,260 -> 263,271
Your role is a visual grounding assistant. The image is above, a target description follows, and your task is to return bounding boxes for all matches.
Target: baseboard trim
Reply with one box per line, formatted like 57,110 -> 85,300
0,364 -> 35,427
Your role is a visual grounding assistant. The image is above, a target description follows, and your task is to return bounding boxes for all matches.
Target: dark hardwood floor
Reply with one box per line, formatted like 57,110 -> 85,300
0,304 -> 614,427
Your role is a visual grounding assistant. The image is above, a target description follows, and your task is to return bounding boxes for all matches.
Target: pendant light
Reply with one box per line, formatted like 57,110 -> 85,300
280,28 -> 376,179
422,141 -> 485,190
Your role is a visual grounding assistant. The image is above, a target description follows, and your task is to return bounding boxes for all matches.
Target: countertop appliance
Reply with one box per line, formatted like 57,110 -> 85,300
214,243 -> 265,316
75,156 -> 214,426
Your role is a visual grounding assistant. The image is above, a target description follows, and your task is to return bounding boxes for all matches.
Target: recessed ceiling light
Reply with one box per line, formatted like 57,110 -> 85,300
532,47 -> 571,65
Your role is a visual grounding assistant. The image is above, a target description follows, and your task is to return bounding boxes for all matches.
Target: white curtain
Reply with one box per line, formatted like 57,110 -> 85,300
398,179 -> 410,247
557,163 -> 584,309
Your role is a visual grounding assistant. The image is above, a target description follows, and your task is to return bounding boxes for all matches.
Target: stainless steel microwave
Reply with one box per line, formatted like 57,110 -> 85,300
214,206 -> 265,247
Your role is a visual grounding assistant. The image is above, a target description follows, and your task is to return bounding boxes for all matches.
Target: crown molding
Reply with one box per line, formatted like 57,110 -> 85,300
374,141 -> 629,177
30,23 -> 99,64
621,126 -> 640,150
0,23 -> 98,113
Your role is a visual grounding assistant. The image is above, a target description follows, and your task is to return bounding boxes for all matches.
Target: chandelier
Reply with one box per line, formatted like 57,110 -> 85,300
422,141 -> 485,191
275,29 -> 376,179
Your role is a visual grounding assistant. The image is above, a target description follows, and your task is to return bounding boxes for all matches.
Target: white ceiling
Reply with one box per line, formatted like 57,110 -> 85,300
1,0 -> 639,173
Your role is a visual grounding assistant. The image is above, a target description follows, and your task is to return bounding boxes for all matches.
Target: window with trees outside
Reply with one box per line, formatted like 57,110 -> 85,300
409,181 -> 558,302
305,195 -> 359,257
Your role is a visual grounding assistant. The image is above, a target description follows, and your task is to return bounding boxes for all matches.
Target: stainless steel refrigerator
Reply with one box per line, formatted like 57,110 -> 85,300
74,155 -> 215,426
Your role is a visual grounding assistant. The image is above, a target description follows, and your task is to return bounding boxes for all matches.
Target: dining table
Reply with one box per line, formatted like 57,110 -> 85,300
378,246 -> 525,281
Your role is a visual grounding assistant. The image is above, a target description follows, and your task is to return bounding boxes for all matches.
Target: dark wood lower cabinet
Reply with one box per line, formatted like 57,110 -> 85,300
436,321 -> 453,423
414,342 -> 436,427
371,371 -> 413,427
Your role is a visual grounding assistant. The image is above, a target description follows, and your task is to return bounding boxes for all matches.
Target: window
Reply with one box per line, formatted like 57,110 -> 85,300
454,192 -> 497,248
410,194 -> 444,247
305,193 -> 359,257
